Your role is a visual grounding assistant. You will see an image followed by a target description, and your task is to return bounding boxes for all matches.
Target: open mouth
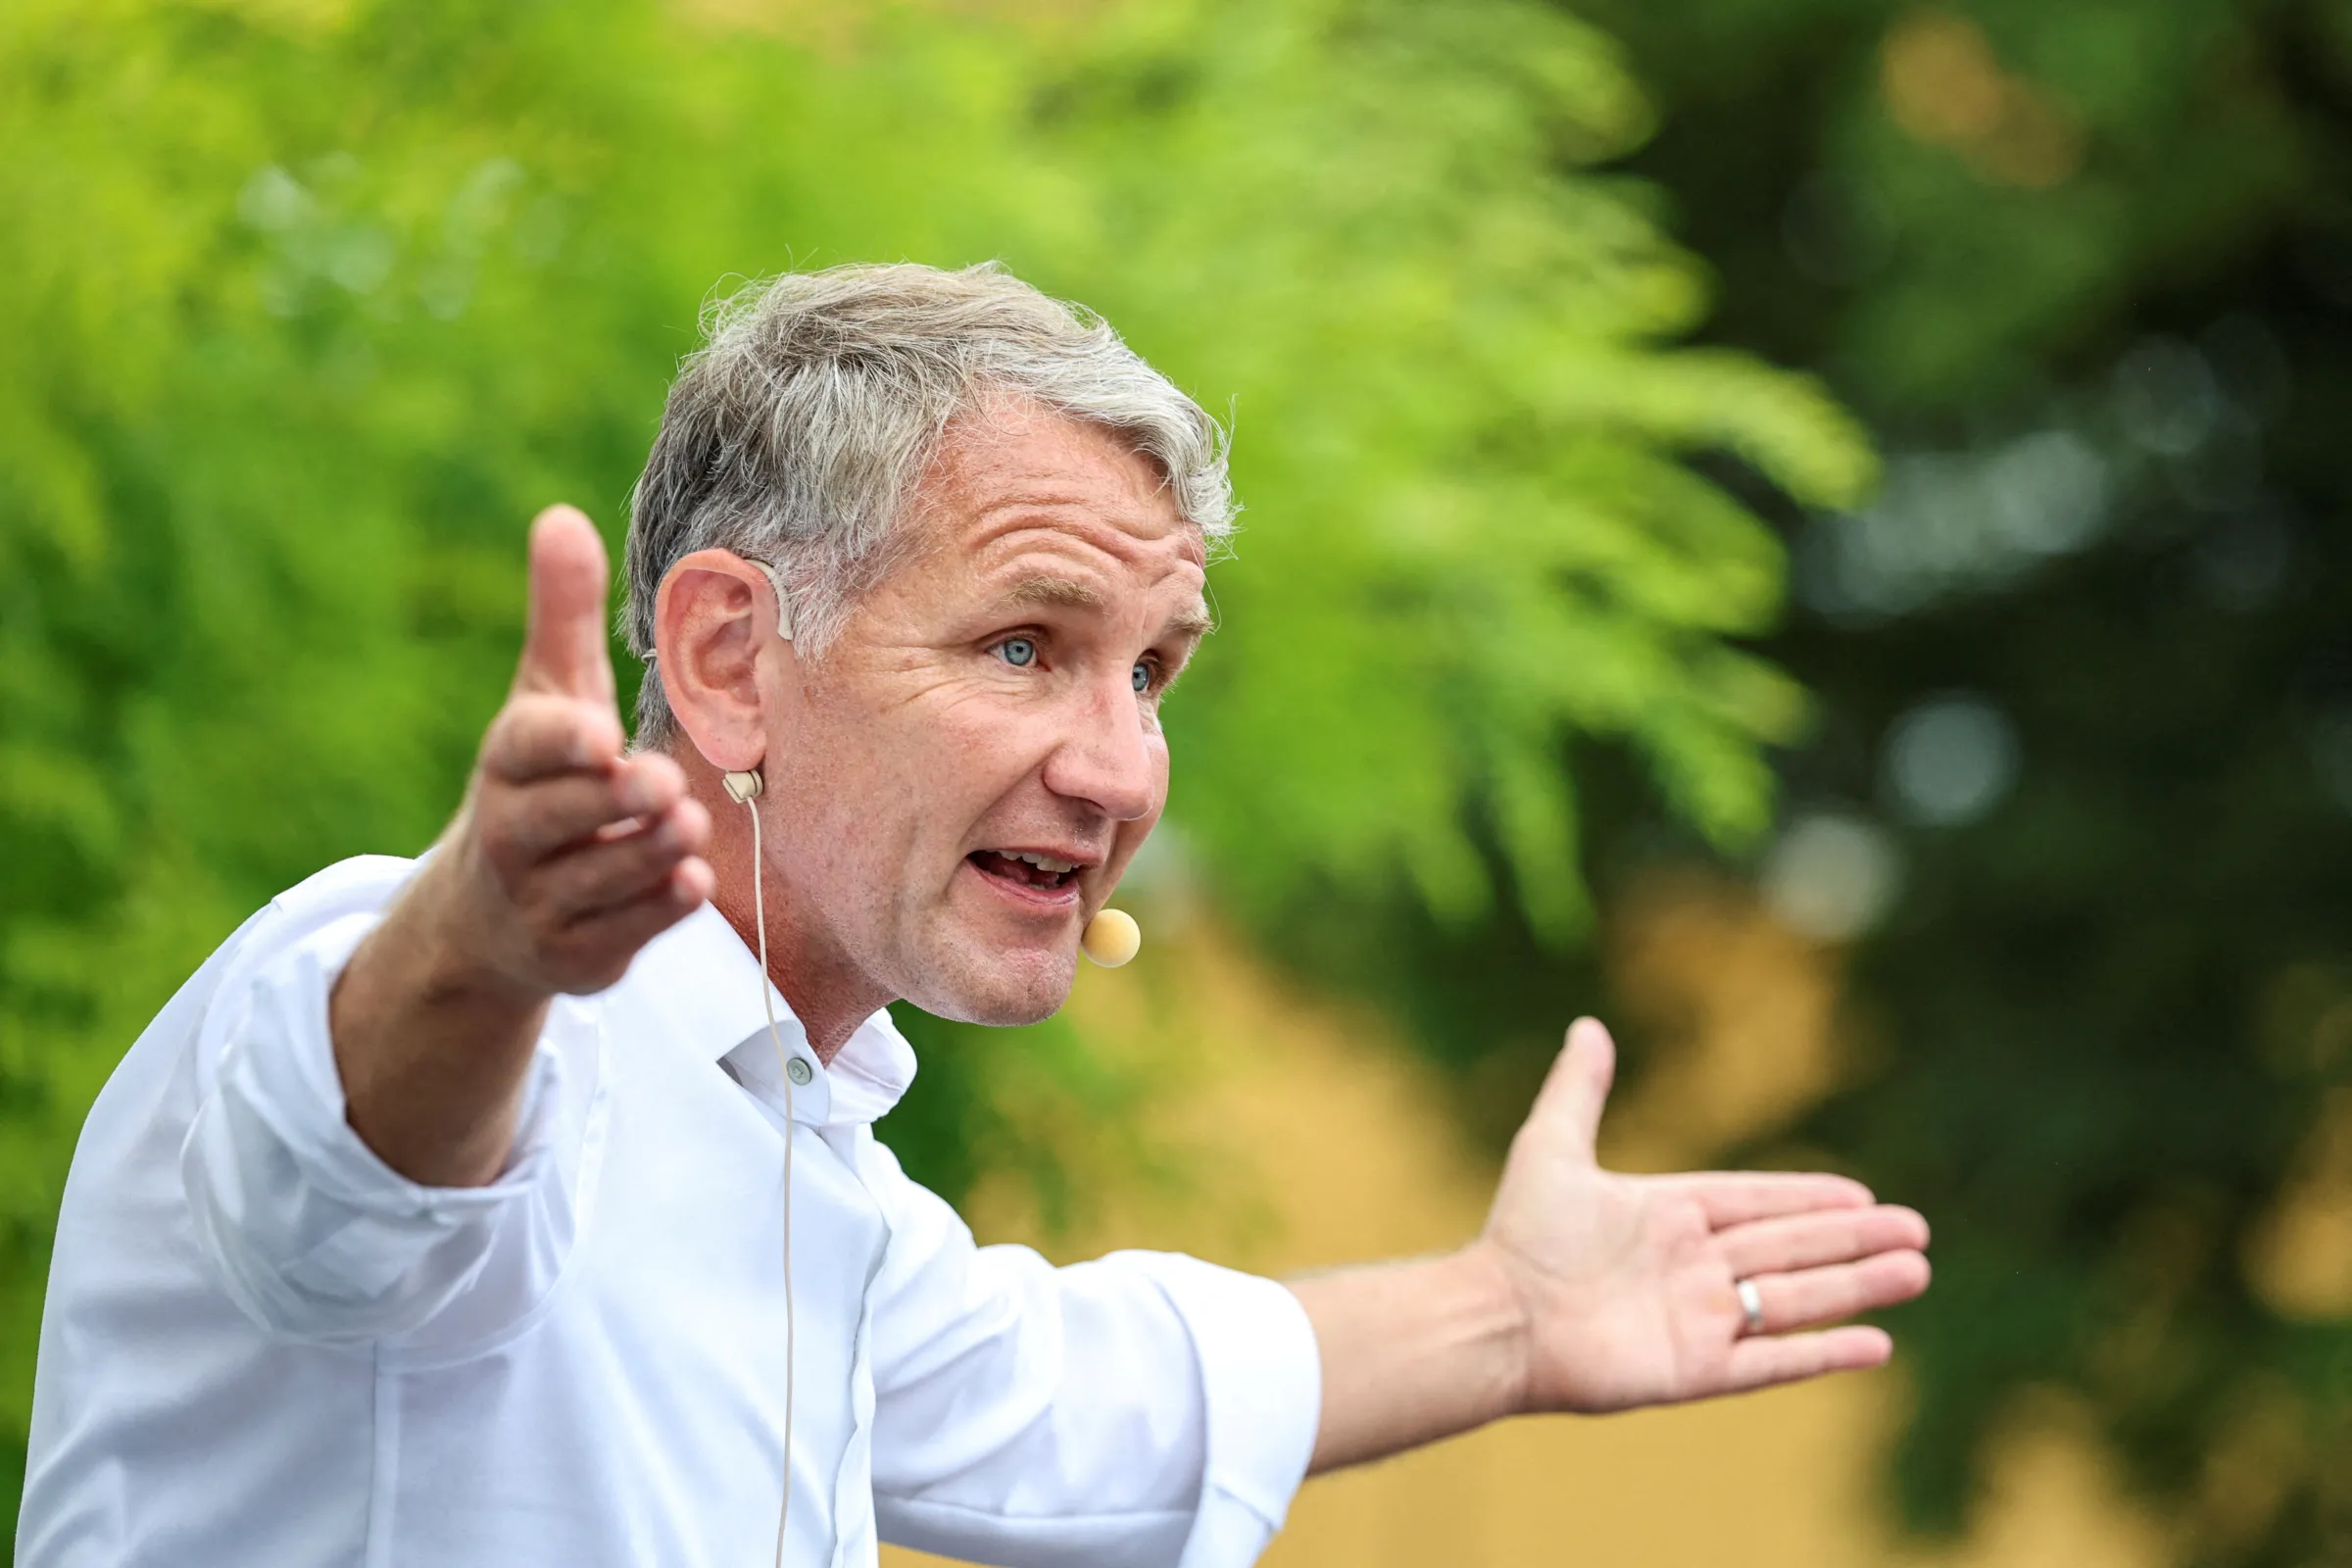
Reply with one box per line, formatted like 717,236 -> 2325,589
967,849 -> 1084,897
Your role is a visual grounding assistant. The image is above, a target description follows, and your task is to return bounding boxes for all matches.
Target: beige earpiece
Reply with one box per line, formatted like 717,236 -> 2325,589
748,558 -> 795,641
722,769 -> 763,804
1081,907 -> 1142,968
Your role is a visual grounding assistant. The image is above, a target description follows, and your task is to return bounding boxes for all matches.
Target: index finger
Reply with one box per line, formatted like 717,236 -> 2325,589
1651,1170 -> 1876,1230
514,505 -> 616,707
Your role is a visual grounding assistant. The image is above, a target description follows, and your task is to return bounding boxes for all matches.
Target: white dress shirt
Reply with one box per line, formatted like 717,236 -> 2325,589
18,855 -> 1321,1567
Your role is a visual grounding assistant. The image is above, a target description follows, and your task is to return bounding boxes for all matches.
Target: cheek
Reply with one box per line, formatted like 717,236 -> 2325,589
768,708 -> 914,885
923,696 -> 1064,797
845,695 -> 1054,872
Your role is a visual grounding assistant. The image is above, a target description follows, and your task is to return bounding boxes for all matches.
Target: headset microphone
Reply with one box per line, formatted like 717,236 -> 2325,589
1081,907 -> 1142,967
721,758 -> 799,1568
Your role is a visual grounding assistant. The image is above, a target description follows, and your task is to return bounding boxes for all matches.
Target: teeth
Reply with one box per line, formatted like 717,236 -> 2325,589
1008,851 -> 1078,873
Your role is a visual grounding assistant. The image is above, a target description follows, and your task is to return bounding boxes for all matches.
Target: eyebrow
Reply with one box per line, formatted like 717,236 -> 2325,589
1165,601 -> 1214,640
1004,574 -> 1214,641
1006,574 -> 1105,612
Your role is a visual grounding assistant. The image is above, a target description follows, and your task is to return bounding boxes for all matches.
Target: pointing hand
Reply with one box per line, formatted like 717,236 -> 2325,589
448,506 -> 714,997
332,507 -> 713,1187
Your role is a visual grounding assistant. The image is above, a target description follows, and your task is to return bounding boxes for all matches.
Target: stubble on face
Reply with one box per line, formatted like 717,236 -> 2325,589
761,396 -> 1210,1034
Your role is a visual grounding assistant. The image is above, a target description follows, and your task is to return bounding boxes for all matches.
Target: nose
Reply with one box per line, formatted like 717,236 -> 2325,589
1039,672 -> 1157,823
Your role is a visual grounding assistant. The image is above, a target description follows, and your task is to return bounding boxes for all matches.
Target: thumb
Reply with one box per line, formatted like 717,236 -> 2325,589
1525,1016 -> 1617,1164
514,506 -> 615,706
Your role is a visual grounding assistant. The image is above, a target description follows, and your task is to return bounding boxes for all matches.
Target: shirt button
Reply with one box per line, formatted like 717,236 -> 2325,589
786,1056 -> 814,1087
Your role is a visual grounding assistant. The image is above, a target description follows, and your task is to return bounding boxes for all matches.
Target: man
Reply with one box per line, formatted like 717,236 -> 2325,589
18,263 -> 1930,1567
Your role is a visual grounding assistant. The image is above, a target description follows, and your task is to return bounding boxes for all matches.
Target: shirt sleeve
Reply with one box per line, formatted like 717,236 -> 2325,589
863,1137 -> 1322,1568
178,859 -> 601,1353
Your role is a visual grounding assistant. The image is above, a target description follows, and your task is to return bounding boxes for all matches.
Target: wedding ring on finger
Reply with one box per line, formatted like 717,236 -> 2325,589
1735,1278 -> 1766,1338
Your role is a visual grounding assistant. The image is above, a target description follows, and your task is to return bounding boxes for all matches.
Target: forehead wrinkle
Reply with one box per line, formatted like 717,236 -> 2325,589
914,396 -> 1204,569
963,500 -> 1185,565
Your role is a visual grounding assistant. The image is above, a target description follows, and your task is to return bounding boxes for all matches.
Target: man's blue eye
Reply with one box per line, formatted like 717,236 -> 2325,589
999,638 -> 1037,668
1131,662 -> 1152,694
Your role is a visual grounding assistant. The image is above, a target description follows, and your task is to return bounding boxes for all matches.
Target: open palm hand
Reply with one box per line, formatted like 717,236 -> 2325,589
1481,1019 -> 1931,1414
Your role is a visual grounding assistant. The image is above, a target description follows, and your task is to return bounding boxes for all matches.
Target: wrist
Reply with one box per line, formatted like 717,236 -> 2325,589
397,839 -> 554,1013
1292,1243 -> 1539,1474
1455,1237 -> 1537,1420
331,853 -> 554,1188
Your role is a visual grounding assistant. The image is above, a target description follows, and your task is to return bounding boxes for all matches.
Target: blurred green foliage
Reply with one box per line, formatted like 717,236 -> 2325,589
1316,2 -> 2352,1563
0,0 -> 1871,1541
1626,5 -> 2352,1563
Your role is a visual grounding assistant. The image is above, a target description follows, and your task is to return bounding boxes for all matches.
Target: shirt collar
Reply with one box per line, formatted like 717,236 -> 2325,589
624,901 -> 917,1128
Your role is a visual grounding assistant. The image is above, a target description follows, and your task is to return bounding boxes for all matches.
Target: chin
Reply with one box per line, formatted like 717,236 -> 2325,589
902,937 -> 1076,1028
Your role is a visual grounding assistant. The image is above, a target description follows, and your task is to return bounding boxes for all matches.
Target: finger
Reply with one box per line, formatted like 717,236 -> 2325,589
1522,1017 -> 1616,1162
514,506 -> 615,706
494,754 -> 689,864
1723,1326 -> 1894,1396
1652,1170 -> 1875,1229
481,695 -> 626,785
1719,1205 -> 1931,1280
1744,1250 -> 1933,1334
538,799 -> 711,921
545,858 -> 715,994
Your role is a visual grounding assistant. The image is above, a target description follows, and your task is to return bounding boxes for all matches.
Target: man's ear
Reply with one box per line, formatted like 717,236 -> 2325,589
653,549 -> 792,772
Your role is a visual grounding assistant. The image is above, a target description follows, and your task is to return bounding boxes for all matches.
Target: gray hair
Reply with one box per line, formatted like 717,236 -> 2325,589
621,261 -> 1234,748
